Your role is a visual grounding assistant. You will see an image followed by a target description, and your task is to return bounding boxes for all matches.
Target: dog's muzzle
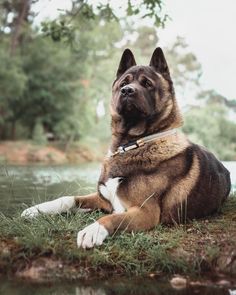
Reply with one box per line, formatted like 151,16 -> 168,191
118,85 -> 142,116
120,85 -> 135,97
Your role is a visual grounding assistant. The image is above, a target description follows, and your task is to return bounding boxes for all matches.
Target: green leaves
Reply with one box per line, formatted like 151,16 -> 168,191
41,20 -> 75,44
183,99 -> 236,161
41,0 -> 168,44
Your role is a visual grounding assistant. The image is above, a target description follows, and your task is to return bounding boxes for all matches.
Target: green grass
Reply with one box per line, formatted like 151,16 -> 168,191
0,194 -> 236,280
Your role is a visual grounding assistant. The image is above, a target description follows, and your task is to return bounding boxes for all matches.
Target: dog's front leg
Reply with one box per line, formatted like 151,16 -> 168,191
21,192 -> 112,218
77,204 -> 161,249
74,193 -> 113,213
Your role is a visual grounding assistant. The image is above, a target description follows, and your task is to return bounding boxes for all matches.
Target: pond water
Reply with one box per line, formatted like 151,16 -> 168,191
224,161 -> 236,192
0,277 -> 235,295
0,163 -> 101,215
0,161 -> 236,294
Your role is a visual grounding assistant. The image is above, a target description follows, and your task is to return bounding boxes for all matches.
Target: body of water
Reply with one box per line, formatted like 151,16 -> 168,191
0,163 -> 101,215
223,161 -> 236,192
0,277 -> 235,295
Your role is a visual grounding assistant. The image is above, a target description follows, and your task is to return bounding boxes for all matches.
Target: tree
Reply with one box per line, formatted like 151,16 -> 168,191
0,6 -> 126,142
165,37 -> 202,93
0,43 -> 27,139
198,89 -> 236,112
183,92 -> 236,160
0,0 -> 33,55
40,0 -> 168,45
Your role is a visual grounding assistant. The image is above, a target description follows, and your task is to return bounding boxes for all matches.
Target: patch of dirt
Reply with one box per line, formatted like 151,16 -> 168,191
16,258 -> 60,281
15,257 -> 86,282
0,239 -> 89,281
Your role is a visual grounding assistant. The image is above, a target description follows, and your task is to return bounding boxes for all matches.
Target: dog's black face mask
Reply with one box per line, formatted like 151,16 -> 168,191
111,48 -> 174,127
116,66 -> 158,122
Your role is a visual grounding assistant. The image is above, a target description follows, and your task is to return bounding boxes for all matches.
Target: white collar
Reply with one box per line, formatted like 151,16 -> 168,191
110,128 -> 178,157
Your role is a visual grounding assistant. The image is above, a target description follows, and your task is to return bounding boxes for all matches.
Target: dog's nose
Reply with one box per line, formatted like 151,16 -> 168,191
120,85 -> 135,97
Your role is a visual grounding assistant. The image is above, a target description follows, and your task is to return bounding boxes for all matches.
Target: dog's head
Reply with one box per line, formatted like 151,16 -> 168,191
111,48 -> 182,137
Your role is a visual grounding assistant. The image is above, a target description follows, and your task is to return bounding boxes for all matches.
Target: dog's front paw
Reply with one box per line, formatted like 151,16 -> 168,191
21,206 -> 40,218
77,222 -> 109,249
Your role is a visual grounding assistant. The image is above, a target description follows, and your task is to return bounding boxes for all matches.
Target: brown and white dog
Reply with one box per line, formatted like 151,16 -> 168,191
22,48 -> 231,249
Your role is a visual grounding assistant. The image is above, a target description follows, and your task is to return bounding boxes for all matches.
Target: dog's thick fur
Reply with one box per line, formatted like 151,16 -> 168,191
22,48 -> 231,248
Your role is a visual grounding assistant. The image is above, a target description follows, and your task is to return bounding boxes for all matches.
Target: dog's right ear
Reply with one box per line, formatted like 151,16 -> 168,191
116,49 -> 136,79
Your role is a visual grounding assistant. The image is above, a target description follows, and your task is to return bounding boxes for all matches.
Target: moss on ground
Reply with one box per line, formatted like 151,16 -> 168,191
0,194 -> 236,281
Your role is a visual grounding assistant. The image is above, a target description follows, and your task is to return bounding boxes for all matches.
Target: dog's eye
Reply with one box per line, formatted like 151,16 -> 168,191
144,79 -> 152,88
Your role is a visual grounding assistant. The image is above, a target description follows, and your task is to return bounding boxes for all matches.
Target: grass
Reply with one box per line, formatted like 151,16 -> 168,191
0,194 -> 236,281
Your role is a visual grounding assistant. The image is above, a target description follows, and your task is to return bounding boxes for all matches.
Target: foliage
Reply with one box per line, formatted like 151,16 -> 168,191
183,100 -> 236,160
0,42 -> 27,138
20,35 -> 83,140
198,89 -> 236,112
0,10 -> 124,141
41,0 -> 168,45
165,36 -> 202,92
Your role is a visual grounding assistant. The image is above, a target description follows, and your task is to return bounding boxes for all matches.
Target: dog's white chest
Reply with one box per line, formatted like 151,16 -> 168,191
99,177 -> 125,213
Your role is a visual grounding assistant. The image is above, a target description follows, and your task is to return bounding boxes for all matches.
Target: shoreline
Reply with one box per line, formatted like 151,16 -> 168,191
0,140 -> 106,165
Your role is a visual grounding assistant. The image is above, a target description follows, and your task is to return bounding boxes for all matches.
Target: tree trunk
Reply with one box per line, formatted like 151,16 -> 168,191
11,121 -> 16,140
10,0 -> 30,56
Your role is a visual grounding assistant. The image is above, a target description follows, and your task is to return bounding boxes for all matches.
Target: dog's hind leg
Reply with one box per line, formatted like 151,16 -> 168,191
21,192 -> 112,218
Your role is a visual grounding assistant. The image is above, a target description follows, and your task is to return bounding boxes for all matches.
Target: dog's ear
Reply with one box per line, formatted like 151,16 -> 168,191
116,49 -> 136,79
149,47 -> 170,77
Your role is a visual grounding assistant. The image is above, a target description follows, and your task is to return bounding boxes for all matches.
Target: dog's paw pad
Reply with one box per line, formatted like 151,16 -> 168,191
77,222 -> 108,249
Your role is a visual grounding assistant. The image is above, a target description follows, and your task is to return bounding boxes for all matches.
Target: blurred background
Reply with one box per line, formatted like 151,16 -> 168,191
0,0 -> 236,164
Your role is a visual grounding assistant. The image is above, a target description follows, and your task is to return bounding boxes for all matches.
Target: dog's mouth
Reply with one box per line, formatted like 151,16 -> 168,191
122,97 -> 137,111
118,95 -> 146,118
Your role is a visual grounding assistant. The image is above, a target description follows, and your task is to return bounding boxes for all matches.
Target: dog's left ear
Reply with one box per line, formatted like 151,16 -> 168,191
116,49 -> 136,79
149,47 -> 170,77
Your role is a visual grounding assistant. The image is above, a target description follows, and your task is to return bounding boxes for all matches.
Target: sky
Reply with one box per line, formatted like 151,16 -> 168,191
33,0 -> 236,101
158,0 -> 236,100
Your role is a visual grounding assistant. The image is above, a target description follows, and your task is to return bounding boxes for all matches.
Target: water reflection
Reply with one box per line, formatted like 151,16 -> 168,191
75,287 -> 105,295
0,279 -> 234,295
